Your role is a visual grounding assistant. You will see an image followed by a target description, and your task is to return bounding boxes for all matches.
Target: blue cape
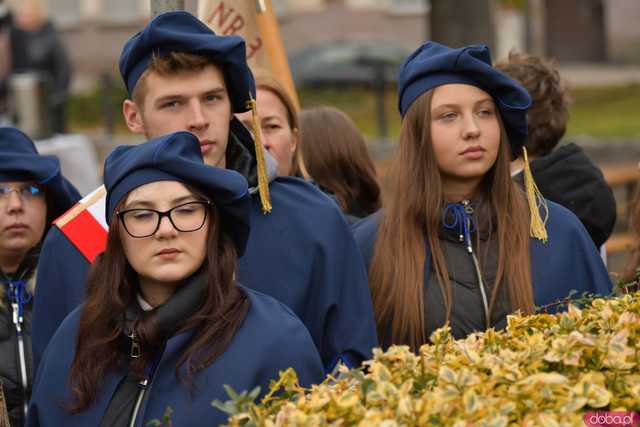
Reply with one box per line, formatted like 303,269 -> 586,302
27,288 -> 323,427
353,200 -> 612,333
33,178 -> 378,374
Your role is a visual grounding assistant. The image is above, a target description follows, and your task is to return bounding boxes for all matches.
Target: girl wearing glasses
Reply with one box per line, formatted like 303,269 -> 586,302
354,42 -> 612,350
27,131 -> 323,427
0,127 -> 80,426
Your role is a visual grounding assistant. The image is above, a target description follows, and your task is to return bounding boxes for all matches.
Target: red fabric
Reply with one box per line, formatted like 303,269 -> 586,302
58,210 -> 107,263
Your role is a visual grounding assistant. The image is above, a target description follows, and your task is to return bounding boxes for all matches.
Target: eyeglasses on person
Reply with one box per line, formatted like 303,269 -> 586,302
0,183 -> 45,204
116,200 -> 211,238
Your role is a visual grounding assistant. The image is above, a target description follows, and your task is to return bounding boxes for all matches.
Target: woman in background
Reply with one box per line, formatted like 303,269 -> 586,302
237,71 -> 306,177
0,126 -> 79,426
299,106 -> 380,221
621,180 -> 640,285
10,0 -> 72,133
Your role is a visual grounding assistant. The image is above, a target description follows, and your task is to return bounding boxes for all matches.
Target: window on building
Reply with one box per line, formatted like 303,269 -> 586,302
44,0 -> 83,27
345,0 -> 388,10
97,0 -> 148,24
283,0 -> 326,13
388,0 -> 429,15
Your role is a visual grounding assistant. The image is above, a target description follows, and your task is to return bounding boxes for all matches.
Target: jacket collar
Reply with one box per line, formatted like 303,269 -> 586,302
0,245 -> 39,284
123,268 -> 208,353
440,195 -> 494,243
225,124 -> 278,193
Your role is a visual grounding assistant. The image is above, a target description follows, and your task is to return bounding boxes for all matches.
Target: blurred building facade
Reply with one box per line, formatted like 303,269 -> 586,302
528,0 -> 640,63
24,0 -> 640,91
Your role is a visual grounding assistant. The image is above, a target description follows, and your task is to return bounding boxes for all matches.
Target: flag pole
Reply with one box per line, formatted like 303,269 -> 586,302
254,0 -> 300,110
150,0 -> 186,18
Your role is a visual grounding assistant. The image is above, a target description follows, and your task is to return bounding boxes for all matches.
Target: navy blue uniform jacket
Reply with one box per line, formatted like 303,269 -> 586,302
27,288 -> 323,427
33,177 -> 378,373
353,200 -> 612,316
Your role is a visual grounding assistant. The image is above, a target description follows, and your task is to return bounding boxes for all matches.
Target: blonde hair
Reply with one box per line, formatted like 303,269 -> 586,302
251,68 -> 310,179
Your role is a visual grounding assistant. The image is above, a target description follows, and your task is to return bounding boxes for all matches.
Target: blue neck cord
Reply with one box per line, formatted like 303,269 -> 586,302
442,202 -> 477,252
5,280 -> 32,323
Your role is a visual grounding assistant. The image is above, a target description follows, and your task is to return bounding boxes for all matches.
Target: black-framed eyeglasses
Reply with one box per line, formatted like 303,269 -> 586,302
116,201 -> 211,238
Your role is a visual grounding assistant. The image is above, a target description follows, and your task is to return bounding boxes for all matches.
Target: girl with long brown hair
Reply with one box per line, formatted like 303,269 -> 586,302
27,132 -> 323,427
353,42 -> 612,351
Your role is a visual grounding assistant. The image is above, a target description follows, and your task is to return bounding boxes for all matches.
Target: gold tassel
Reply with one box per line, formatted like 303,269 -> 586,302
247,95 -> 272,214
522,146 -> 548,242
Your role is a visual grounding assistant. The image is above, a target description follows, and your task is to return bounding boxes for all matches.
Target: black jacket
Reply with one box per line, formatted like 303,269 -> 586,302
0,249 -> 38,427
10,21 -> 71,132
515,143 -> 616,248
424,200 -> 509,340
0,13 -> 12,114
100,270 -> 211,427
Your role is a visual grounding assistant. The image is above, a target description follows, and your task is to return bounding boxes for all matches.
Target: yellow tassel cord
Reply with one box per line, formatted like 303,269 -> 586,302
522,147 -> 549,243
247,96 -> 272,214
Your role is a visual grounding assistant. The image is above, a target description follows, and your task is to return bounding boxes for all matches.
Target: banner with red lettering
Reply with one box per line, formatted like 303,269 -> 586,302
198,0 -> 267,66
197,0 -> 299,108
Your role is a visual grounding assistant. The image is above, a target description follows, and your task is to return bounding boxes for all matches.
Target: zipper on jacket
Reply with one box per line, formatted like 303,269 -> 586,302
460,200 -> 491,330
3,264 -> 36,421
129,377 -> 149,427
127,329 -> 145,427
127,329 -> 141,359
127,331 -> 162,427
11,301 -> 29,418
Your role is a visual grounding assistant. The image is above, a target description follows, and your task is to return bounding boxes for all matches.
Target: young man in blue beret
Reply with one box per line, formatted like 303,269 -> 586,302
32,11 -> 377,375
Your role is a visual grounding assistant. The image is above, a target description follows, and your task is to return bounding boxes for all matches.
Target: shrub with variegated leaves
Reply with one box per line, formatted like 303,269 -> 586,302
216,292 -> 640,426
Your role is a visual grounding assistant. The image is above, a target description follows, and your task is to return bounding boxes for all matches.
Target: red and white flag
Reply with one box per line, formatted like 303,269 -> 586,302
55,186 -> 108,263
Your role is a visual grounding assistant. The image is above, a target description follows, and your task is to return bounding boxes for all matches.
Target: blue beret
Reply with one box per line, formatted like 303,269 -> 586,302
0,127 -> 81,219
104,131 -> 251,256
397,42 -> 532,155
119,11 -> 255,113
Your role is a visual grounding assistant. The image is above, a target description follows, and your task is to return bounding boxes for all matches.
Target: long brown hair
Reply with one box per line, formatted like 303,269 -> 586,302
299,106 -> 381,217
622,183 -> 640,282
67,200 -> 248,412
368,90 -> 535,350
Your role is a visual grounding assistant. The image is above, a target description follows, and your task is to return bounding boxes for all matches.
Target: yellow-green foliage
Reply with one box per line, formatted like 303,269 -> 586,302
223,293 -> 640,426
